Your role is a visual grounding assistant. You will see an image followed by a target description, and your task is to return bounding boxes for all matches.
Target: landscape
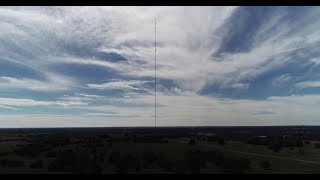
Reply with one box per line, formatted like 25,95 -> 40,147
1,6 -> 320,174
0,126 -> 319,174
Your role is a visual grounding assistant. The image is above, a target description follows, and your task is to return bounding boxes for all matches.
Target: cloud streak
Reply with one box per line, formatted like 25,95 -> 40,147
294,81 -> 320,89
87,80 -> 150,90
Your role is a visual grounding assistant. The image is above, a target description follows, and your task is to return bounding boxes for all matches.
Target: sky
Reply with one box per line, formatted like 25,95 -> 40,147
0,6 -> 320,127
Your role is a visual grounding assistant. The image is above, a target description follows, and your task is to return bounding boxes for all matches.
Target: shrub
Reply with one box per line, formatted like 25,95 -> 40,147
222,158 -> 251,174
314,143 -> 320,149
15,144 -> 51,157
158,159 -> 174,172
175,161 -> 187,174
30,160 -> 43,169
259,161 -> 271,170
48,149 -> 77,172
113,154 -> 140,174
45,151 -> 57,158
268,142 -> 282,152
0,159 -> 24,168
142,152 -> 158,169
298,149 -> 305,155
206,150 -> 224,165
186,150 -> 207,174
217,137 -> 225,145
188,139 -> 196,146
108,150 -> 121,164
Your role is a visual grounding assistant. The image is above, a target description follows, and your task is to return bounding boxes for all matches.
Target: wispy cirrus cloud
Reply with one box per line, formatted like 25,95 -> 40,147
0,76 -> 72,92
0,105 -> 19,110
3,6 -> 320,93
0,97 -> 87,107
272,74 -> 292,87
294,81 -> 320,89
87,80 -> 151,90
1,7 -> 320,127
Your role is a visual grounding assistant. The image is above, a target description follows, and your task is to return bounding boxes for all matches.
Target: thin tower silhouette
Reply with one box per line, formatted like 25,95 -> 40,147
154,18 -> 157,128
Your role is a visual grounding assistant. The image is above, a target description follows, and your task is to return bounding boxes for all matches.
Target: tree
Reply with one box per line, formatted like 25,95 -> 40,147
109,150 -> 121,164
29,160 -> 43,169
76,149 -> 90,174
298,149 -> 305,155
48,149 -> 77,172
45,151 -> 57,158
268,140 -> 282,152
222,158 -> 251,174
175,161 -> 187,174
0,159 -> 24,168
186,150 -> 207,174
259,161 -> 271,170
296,139 -> 304,147
206,150 -> 224,165
142,152 -> 158,169
314,143 -> 320,149
217,137 -> 225,145
188,139 -> 196,146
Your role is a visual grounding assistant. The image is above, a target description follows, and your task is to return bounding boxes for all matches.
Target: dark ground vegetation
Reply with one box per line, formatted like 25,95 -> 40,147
0,126 -> 319,174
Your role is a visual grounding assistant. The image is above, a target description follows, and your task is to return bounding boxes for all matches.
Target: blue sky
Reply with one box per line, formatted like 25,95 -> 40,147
0,6 -> 320,127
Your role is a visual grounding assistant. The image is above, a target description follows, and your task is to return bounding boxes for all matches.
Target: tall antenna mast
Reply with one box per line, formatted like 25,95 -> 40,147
154,18 -> 157,128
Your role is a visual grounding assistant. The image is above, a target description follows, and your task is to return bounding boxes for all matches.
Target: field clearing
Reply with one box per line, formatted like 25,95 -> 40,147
220,140 -> 320,162
194,140 -> 320,174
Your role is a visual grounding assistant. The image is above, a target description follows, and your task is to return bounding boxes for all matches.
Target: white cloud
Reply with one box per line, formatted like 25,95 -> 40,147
0,76 -> 75,92
153,93 -> 320,126
310,58 -> 320,66
54,101 -> 88,107
1,90 -> 319,126
0,97 -> 87,107
0,6 -> 238,92
0,97 -> 53,106
272,74 -> 292,87
3,6 -> 320,93
32,92 -> 320,126
230,83 -> 250,90
55,88 -> 319,126
82,113 -> 133,117
294,81 -> 320,89
0,114 -> 153,128
87,80 -> 150,90
0,105 -> 19,110
93,6 -> 320,92
75,93 -> 104,98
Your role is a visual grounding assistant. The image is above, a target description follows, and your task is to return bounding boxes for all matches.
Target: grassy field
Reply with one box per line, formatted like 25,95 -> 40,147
198,140 -> 320,174
220,140 -> 320,162
0,131 -> 319,174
